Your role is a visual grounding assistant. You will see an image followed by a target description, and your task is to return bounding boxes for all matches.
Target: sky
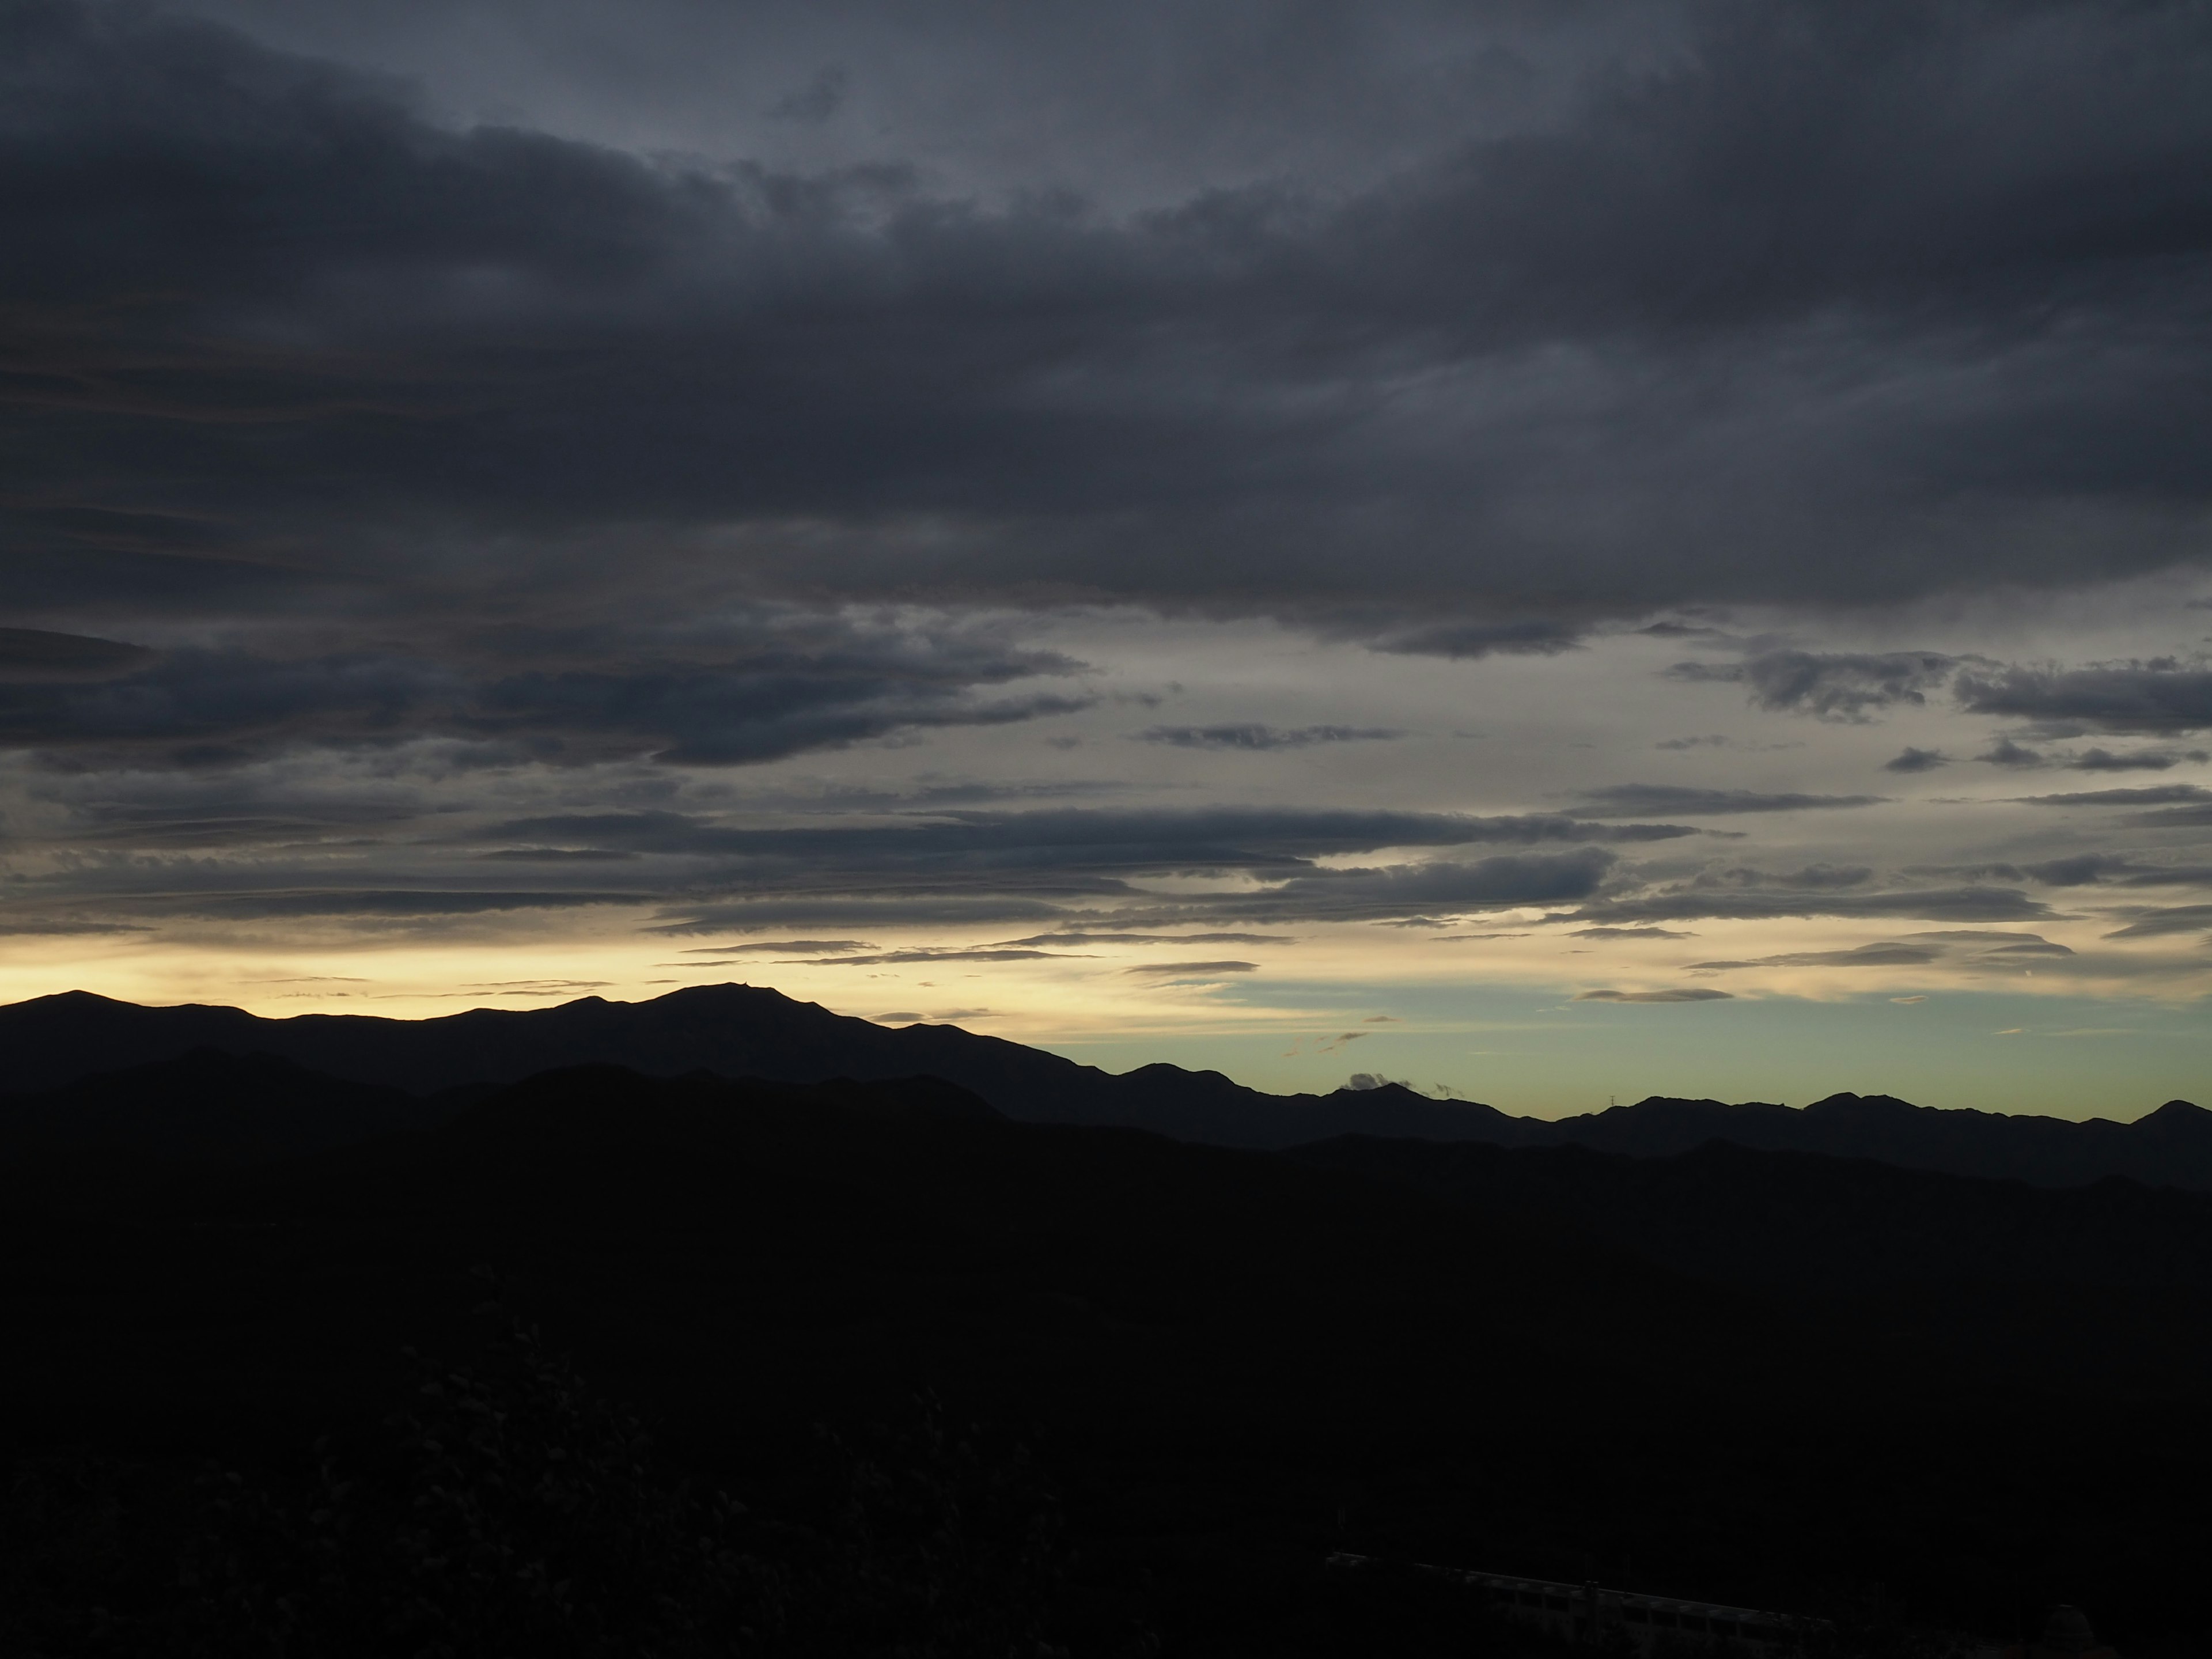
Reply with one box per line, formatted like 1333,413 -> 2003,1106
3,0 -> 2211,1119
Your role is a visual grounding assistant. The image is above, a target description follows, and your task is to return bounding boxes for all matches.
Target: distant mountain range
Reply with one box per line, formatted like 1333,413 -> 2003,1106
1,983 -> 2205,1187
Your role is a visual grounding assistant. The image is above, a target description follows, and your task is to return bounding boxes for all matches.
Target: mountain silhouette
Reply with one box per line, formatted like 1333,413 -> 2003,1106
0,984 -> 1517,1149
2,985 -> 2203,1187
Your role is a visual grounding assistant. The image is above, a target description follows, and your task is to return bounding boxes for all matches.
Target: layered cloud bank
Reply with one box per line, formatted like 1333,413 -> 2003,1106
0,0 -> 2208,1108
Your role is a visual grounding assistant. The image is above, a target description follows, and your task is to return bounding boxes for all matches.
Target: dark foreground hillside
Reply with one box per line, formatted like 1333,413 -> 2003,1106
3,1066 -> 2208,1657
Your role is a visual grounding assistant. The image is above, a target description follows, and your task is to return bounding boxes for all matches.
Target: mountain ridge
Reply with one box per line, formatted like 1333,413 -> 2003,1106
0,984 -> 2203,1186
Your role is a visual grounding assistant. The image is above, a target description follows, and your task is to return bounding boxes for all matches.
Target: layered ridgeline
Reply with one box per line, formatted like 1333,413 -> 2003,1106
0,983 -> 2205,1185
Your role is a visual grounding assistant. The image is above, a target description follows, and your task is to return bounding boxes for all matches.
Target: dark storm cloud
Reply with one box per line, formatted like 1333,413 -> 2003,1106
0,628 -> 157,681
8,0 -> 2212,637
9,0 -> 2212,955
1569,785 -> 1884,817
0,615 -> 1085,767
1134,724 -> 1404,750
1665,652 -> 1960,721
1955,665 -> 2212,736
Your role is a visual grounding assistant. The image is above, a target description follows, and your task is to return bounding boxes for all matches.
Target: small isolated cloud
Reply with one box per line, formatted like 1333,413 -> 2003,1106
1135,724 -> 1404,750
1570,926 -> 1696,940
1344,1072 -> 1414,1091
1122,960 -> 1259,975
1361,1015 -> 1400,1023
1665,651 -> 1959,720
1368,619 -> 1584,660
2066,747 -> 2208,771
1884,747 -> 1950,773
1655,735 -> 1730,751
1976,737 -> 2047,767
998,931 -> 1293,946
685,940 -> 876,955
1571,785 -> 1884,817
870,1012 -> 925,1024
788,948 -> 1077,965
1575,988 -> 1735,1003
1891,995 -> 1927,1004
1687,943 -> 1939,970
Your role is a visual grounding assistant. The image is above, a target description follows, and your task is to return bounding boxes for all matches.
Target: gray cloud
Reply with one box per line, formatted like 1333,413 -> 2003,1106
1569,785 -> 1884,817
0,615 -> 1087,769
2069,746 -> 2209,771
1972,738 -> 2207,771
1554,887 -> 2055,926
1687,944 -> 1940,970
1955,664 -> 2212,736
782,948 -> 1075,965
682,940 -> 876,955
2123,803 -> 2212,828
1134,724 -> 1404,750
1365,620 -> 1587,660
468,805 -> 1692,869
1122,960 -> 1258,975
1575,988 -> 1733,1003
0,627 -> 157,683
2100,906 -> 2212,940
1666,651 -> 1959,721
1976,737 -> 2048,767
995,930 -> 1294,946
1884,747 -> 1949,773
2017,784 -> 2212,806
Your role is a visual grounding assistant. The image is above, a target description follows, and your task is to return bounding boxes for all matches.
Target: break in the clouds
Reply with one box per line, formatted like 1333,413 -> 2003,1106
1,0 -> 2209,1109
